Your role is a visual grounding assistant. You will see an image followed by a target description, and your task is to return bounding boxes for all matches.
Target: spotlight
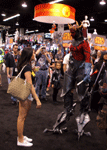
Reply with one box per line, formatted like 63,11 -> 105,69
90,17 -> 94,21
22,2 -> 27,7
100,0 -> 106,5
1,12 -> 6,17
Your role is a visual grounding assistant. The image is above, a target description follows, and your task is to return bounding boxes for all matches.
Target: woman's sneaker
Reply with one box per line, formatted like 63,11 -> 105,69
17,139 -> 33,147
24,136 -> 33,142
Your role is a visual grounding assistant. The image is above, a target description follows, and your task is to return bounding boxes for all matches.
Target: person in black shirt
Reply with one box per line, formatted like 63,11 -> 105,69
90,51 -> 106,112
6,44 -> 20,105
55,45 -> 64,77
17,47 -> 41,147
46,52 -> 55,92
51,62 -> 61,104
49,52 -> 55,69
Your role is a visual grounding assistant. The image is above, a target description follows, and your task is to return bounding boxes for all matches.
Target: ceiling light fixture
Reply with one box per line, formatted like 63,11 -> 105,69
49,0 -> 63,4
25,30 -> 35,33
90,16 -> 94,21
22,2 -> 27,7
3,14 -> 20,22
104,19 -> 107,22
100,0 -> 106,5
1,12 -> 6,17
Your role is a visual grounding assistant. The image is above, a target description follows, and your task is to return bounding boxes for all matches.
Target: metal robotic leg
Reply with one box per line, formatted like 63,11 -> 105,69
74,113 -> 91,140
43,103 -> 76,134
74,82 -> 91,140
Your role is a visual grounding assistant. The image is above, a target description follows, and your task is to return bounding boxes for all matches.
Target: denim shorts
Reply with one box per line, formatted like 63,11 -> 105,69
28,94 -> 33,101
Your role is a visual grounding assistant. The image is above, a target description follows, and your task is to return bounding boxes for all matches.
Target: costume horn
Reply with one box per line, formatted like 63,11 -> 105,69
68,23 -> 73,29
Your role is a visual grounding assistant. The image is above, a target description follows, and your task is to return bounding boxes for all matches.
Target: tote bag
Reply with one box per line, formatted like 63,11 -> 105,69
7,65 -> 31,101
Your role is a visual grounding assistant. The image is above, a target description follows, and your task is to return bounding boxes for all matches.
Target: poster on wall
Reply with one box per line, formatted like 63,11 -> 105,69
62,30 -> 72,48
9,38 -> 13,44
92,34 -> 106,46
62,32 -> 72,41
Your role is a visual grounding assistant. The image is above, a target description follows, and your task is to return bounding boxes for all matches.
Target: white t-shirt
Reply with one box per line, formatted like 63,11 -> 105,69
63,53 -> 70,71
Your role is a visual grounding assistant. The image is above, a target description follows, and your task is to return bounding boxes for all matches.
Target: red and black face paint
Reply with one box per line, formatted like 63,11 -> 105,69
70,28 -> 83,40
70,28 -> 76,38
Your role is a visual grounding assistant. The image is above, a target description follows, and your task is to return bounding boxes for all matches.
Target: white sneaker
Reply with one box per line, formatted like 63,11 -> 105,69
24,136 -> 33,142
17,139 -> 33,147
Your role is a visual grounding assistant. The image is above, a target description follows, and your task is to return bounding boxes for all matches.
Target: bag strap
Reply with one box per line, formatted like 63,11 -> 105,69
16,65 -> 27,78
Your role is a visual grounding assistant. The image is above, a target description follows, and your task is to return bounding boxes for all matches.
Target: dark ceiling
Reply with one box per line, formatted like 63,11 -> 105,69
0,0 -> 107,35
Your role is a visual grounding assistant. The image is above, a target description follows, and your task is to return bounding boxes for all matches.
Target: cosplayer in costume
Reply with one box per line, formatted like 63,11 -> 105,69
44,22 -> 91,140
63,22 -> 91,113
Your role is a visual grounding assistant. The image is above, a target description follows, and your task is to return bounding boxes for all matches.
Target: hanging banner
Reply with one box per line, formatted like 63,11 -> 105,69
34,3 -> 76,24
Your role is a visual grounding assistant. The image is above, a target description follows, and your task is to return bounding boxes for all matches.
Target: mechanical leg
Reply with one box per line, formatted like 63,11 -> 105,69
43,103 -> 76,134
74,86 -> 91,140
75,112 -> 91,140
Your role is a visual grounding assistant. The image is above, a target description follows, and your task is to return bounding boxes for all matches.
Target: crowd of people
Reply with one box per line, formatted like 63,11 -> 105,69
0,23 -> 107,147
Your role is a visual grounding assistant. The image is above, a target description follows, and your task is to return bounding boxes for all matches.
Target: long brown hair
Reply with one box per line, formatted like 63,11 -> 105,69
18,47 -> 33,72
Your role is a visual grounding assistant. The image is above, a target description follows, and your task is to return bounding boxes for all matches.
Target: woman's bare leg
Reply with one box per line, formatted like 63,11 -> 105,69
17,100 -> 31,142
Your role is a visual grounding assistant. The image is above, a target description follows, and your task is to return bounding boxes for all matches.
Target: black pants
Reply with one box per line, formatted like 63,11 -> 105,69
46,75 -> 50,88
53,88 -> 59,101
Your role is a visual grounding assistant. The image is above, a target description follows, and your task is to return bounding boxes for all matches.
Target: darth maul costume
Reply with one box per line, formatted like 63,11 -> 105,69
44,23 -> 92,140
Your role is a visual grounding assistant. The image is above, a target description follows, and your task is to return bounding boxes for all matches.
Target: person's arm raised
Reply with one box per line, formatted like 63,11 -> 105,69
36,46 -> 45,55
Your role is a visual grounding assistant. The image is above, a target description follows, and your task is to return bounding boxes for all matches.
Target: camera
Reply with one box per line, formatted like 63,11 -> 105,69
42,47 -> 46,52
42,46 -> 46,49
